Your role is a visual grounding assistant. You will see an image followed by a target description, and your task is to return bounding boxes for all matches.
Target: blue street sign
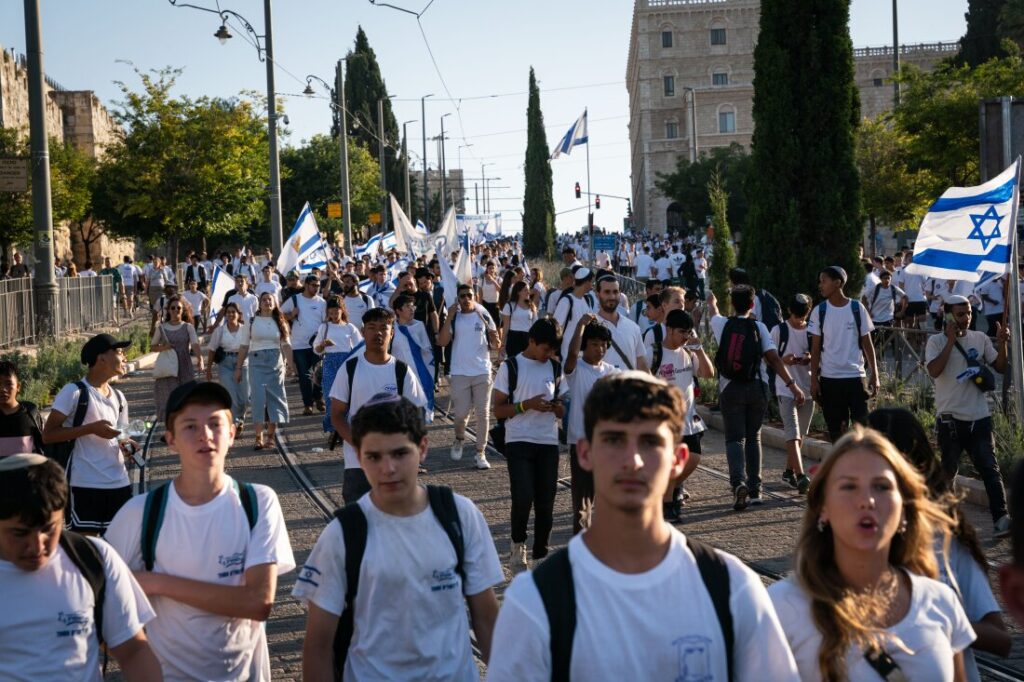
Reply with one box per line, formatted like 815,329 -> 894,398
593,235 -> 616,252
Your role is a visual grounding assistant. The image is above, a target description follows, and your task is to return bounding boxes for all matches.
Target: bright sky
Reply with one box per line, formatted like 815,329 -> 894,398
0,0 -> 967,236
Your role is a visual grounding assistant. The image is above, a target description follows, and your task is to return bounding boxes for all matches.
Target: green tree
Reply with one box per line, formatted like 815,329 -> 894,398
280,134 -> 381,247
744,0 -> 863,300
707,171 -> 736,313
1002,0 -> 1024,50
49,141 -> 101,262
522,68 -> 555,259
655,143 -> 751,234
959,0 -> 1010,66
93,67 -> 269,261
0,128 -> 32,260
345,27 -> 404,221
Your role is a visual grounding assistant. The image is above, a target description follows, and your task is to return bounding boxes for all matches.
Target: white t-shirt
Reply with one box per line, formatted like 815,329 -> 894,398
770,322 -> 812,394
0,537 -> 155,682
596,313 -> 645,371
924,330 -> 997,421
900,272 -> 927,302
566,359 -> 618,444
710,315 -> 776,391
696,257 -> 707,280
634,253 -> 655,279
248,316 -> 286,353
208,322 -> 251,354
493,354 -> 568,446
226,292 -> 259,322
975,278 -> 1005,316
651,345 -> 704,436
52,381 -> 129,489
936,538 -> 1001,682
105,477 -> 296,682
292,491 -> 503,682
502,302 -> 537,333
148,265 -> 175,289
864,284 -> 905,323
182,290 -> 208,318
486,530 -> 799,682
669,251 -> 685,274
312,321 -> 362,355
450,306 -> 497,378
344,291 -> 376,327
769,573 -> 975,682
254,279 -> 282,301
654,256 -> 673,281
329,356 -> 427,468
806,300 -> 874,378
281,294 -> 326,350
116,263 -> 138,286
553,292 -> 597,361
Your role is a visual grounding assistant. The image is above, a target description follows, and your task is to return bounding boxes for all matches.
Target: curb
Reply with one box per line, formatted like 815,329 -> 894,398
695,405 -> 989,508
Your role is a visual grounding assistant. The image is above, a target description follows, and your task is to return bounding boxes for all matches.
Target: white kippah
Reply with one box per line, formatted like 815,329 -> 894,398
945,295 -> 970,306
0,453 -> 49,472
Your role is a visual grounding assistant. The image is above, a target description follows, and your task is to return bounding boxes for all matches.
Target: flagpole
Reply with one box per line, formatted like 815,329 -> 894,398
1006,155 -> 1024,422
585,107 -> 594,271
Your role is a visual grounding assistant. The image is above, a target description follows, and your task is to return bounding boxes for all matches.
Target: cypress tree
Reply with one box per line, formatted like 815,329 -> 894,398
744,0 -> 863,301
522,67 -> 555,259
345,27 -> 405,213
707,171 -> 736,314
959,0 -> 1009,66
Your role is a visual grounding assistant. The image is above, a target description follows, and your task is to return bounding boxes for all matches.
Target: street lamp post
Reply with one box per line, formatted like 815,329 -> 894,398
25,0 -> 57,339
480,162 -> 495,215
440,113 -> 451,216
168,0 -> 284,256
458,143 -> 473,213
682,86 -> 698,163
421,94 -> 433,227
402,119 -> 416,218
304,67 -> 352,253
892,0 -> 901,106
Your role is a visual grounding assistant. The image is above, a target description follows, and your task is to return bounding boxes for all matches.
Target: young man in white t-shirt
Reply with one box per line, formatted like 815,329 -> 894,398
492,318 -> 568,574
437,284 -> 499,470
42,333 -> 134,535
0,454 -> 161,681
553,267 -> 596,361
808,266 -> 878,443
254,264 -> 282,301
105,381 -> 296,682
563,314 -> 618,535
594,273 -> 648,372
182,278 -> 209,334
329,307 -> 427,503
861,269 -> 906,326
486,372 -> 800,681
281,275 -> 327,415
770,294 -> 816,494
295,395 -> 503,681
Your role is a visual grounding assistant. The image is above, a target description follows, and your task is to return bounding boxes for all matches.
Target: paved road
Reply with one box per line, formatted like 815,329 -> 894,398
108,365 -> 1024,681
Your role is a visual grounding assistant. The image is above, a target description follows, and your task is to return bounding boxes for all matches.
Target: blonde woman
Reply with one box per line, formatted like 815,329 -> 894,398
499,280 -> 538,359
769,427 -> 975,681
237,292 -> 294,449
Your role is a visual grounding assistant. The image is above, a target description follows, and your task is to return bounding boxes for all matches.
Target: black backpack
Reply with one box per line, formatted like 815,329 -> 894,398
645,324 -> 665,374
489,355 -> 563,454
756,289 -> 783,332
714,317 -> 763,382
814,300 -> 863,349
60,531 -> 107,646
533,537 -> 735,682
141,479 -> 259,571
331,485 -> 465,681
344,357 -> 408,399
557,291 -> 595,334
47,382 -> 125,471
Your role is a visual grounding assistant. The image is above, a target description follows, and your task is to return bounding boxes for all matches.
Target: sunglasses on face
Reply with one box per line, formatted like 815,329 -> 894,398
169,305 -> 183,311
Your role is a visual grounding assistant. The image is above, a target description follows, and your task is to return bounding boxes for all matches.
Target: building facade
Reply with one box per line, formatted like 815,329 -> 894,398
627,0 -> 957,234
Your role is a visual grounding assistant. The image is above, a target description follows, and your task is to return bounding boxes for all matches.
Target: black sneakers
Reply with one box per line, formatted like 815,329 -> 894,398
783,469 -> 798,489
733,483 -> 748,511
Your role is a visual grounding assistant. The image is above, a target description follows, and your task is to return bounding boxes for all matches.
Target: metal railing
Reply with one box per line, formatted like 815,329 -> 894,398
0,275 -> 118,349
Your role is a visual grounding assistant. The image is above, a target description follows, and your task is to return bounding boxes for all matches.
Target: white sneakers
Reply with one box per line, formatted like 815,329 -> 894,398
995,514 -> 1012,538
508,542 -> 529,575
450,439 -> 464,461
474,453 -> 491,470
452,439 -> 490,470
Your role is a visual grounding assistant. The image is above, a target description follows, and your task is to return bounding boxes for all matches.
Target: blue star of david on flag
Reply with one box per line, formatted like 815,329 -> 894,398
967,205 -> 1003,249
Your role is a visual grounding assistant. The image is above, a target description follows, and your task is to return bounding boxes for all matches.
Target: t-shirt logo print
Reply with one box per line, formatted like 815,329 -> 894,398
56,610 -> 91,637
430,568 -> 459,592
673,635 -> 713,682
217,551 -> 246,578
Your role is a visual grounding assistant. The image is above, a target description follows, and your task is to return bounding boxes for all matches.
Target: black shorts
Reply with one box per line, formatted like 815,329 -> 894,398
69,485 -> 133,534
683,432 -> 704,454
905,301 -> 927,317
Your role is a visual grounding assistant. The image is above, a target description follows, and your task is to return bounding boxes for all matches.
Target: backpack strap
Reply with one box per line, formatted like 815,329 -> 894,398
504,357 -> 519,403
234,480 -> 259,530
395,360 -> 408,398
815,300 -> 828,347
550,359 -> 563,396
651,324 -> 664,374
778,322 -> 790,357
870,284 -> 883,308
851,300 -> 863,338
426,485 -> 466,589
532,548 -> 575,682
72,380 -> 91,428
333,503 -> 369,678
59,531 -> 106,646
345,357 -> 360,399
687,537 -> 734,682
141,482 -> 172,572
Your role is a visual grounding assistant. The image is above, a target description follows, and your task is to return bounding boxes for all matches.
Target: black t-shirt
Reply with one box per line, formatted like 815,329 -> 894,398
413,289 -> 436,325
0,402 -> 44,457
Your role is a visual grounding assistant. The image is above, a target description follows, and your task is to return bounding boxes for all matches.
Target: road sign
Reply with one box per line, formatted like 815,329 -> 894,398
326,202 -> 342,218
0,158 -> 29,192
593,235 -> 616,252
369,212 -> 381,224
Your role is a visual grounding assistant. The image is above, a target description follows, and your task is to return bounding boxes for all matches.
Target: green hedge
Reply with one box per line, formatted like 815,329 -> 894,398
1,324 -> 151,408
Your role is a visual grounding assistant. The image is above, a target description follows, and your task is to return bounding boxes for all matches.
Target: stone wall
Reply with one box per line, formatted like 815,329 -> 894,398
0,47 -> 64,142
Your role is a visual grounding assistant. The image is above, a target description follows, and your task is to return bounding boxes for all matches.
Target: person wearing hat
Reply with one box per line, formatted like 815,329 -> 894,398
42,334 -> 135,535
553,267 -> 597,362
0,454 -> 162,680
808,265 -> 878,444
105,381 -> 295,681
281,274 -> 327,415
926,294 -> 1012,537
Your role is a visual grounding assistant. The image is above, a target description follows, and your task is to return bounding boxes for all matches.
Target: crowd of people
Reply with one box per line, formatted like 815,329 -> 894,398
0,229 -> 1023,681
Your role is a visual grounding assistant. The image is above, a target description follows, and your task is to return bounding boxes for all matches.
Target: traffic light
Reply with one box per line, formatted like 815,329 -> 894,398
574,182 -> 581,199
595,195 -> 601,209
626,199 -> 632,217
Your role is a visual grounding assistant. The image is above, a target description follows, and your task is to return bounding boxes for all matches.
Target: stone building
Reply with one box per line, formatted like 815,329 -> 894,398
423,167 -> 468,215
627,0 -> 958,234
0,44 -> 131,268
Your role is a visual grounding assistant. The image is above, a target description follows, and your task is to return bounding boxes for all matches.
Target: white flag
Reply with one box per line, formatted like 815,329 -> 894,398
277,203 -> 329,274
207,265 -> 234,321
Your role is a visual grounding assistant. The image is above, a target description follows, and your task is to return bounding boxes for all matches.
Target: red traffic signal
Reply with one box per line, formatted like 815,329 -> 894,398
595,195 -> 601,209
574,182 -> 581,199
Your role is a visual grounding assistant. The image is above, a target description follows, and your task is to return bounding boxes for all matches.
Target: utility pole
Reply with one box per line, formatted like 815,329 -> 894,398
420,94 -> 433,227
440,113 -> 451,218
475,183 -> 479,214
336,60 -> 353,252
377,97 -> 387,235
402,120 -> 415,219
25,0 -> 57,339
892,0 -> 901,106
263,0 -> 283,256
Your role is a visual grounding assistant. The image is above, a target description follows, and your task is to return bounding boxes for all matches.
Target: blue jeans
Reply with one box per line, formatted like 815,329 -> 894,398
720,380 -> 767,495
938,416 -> 1007,522
292,347 -> 321,407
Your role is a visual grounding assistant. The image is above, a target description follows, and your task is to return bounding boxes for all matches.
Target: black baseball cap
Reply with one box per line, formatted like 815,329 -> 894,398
164,381 -> 232,423
81,333 -> 131,366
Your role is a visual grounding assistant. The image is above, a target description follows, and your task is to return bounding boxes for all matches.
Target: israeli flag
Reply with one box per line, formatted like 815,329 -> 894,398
906,159 -> 1020,283
356,234 -> 382,258
550,109 -> 588,159
414,219 -> 429,234
277,202 -> 330,274
381,231 -> 398,253
207,265 -> 234,322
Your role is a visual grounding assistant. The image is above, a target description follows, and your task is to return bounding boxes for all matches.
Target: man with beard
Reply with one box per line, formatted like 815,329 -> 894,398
342,272 -> 375,326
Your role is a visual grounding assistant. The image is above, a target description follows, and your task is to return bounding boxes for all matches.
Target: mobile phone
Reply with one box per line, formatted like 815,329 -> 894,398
944,313 -> 955,324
